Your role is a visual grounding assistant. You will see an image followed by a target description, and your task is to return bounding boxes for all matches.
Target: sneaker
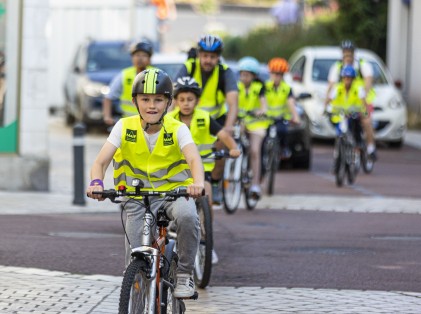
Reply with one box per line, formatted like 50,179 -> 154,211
249,184 -> 261,200
174,273 -> 195,298
212,249 -> 219,265
211,182 -> 222,205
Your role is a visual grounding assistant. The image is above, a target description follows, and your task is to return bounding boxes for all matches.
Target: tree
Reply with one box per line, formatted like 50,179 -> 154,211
335,0 -> 388,60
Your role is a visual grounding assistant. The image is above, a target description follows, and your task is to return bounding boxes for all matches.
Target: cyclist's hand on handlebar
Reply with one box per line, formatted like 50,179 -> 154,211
229,148 -> 241,158
86,185 -> 105,201
254,109 -> 266,117
187,183 -> 205,198
290,115 -> 301,125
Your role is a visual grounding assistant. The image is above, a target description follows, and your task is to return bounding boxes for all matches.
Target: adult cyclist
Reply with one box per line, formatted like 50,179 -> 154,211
175,34 -> 239,205
325,39 -> 377,160
102,41 -> 155,126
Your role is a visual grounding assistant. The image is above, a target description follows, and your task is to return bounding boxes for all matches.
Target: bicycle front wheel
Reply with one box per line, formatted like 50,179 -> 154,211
335,139 -> 346,187
267,140 -> 280,196
361,146 -> 375,174
194,196 -> 213,288
243,156 -> 258,210
119,258 -> 152,314
222,153 -> 243,214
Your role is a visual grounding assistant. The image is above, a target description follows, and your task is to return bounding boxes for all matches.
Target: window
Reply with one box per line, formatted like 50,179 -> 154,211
290,56 -> 305,82
312,59 -> 337,82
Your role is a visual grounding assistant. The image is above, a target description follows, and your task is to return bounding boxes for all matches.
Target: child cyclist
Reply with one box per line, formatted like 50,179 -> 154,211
237,56 -> 269,199
86,69 -> 203,298
265,57 -> 300,159
168,76 -> 241,204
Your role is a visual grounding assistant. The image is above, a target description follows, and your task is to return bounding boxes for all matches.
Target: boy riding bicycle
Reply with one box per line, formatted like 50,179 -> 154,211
265,58 -> 301,159
168,76 -> 241,264
86,68 -> 203,298
325,65 -> 367,166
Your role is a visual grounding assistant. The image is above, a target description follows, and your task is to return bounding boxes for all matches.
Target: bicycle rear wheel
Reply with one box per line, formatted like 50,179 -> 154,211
243,156 -> 258,210
361,145 -> 375,174
161,252 -> 185,314
335,139 -> 346,187
119,258 -> 152,314
222,153 -> 243,214
194,196 -> 213,288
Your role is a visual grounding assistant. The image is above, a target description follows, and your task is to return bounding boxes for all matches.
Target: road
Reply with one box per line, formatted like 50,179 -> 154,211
1,115 -> 421,293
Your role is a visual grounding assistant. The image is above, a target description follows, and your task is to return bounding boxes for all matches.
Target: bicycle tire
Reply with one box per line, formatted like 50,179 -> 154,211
361,146 -> 374,174
161,252 -> 185,314
119,258 -> 152,314
335,139 -> 346,187
267,141 -> 279,196
222,153 -> 243,214
243,156 -> 258,210
194,196 -> 213,288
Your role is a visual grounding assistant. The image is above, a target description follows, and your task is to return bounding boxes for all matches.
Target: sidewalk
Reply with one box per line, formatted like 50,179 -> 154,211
1,118 -> 421,313
2,265 -> 421,314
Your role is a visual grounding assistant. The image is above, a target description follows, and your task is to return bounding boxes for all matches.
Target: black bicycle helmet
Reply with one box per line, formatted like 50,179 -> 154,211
341,39 -> 355,51
174,77 -> 202,98
132,68 -> 173,99
197,34 -> 224,55
129,41 -> 153,56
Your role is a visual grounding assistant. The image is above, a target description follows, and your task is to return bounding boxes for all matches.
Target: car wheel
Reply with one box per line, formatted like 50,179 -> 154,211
293,151 -> 311,170
389,139 -> 403,149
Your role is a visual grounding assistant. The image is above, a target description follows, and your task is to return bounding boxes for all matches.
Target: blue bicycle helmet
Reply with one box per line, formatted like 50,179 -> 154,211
341,65 -> 356,78
238,56 -> 260,75
341,39 -> 355,51
197,34 -> 224,54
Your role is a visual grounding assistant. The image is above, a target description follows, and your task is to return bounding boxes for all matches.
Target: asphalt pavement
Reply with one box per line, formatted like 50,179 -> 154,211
1,117 -> 421,313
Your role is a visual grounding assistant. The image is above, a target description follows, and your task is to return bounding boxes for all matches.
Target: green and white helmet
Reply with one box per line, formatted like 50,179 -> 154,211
132,68 -> 173,99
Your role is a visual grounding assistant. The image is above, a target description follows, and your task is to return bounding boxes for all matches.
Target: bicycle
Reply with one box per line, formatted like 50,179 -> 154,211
193,149 -> 232,288
222,114 -> 262,214
93,180 -> 198,314
261,117 -> 282,196
328,107 -> 362,187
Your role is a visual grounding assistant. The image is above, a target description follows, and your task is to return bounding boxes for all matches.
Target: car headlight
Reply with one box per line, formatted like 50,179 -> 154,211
83,82 -> 109,98
388,96 -> 403,109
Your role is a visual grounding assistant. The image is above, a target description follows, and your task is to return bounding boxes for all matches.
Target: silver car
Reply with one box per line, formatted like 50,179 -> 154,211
287,46 -> 407,147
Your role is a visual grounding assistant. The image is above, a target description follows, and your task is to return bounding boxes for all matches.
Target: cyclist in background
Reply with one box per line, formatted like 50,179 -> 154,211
325,39 -> 377,160
237,56 -> 269,199
87,69 -> 203,298
325,65 -> 367,165
265,57 -> 300,159
102,41 -> 154,126
169,76 -> 241,263
175,34 -> 239,205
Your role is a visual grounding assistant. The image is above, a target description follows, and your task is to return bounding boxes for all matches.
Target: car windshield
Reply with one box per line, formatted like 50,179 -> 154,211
87,44 -> 132,72
312,58 -> 389,86
152,63 -> 183,81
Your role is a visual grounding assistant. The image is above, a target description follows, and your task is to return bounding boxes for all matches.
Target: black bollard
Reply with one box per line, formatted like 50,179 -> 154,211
73,123 -> 86,205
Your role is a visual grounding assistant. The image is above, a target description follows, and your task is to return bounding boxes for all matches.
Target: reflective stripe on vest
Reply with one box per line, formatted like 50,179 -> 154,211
185,59 -> 227,119
167,108 -> 217,172
336,60 -> 376,104
265,80 -> 291,120
330,81 -> 365,124
113,115 -> 193,191
238,81 -> 269,131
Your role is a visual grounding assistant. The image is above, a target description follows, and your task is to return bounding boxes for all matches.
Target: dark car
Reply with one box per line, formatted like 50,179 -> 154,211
64,39 -> 132,126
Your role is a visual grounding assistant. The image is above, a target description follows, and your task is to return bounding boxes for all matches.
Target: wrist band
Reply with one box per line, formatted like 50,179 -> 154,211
90,179 -> 104,188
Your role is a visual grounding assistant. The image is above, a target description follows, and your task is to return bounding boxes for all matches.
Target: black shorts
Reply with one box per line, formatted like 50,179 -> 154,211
215,114 -> 226,127
204,171 -> 212,183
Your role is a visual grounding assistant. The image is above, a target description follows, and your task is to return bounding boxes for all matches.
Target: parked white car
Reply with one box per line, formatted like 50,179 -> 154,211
286,46 -> 407,147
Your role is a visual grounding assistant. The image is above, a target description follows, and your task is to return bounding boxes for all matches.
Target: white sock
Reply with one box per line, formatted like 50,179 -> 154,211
367,144 -> 375,154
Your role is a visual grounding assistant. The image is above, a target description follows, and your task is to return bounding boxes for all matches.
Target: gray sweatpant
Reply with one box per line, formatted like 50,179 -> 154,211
123,196 -> 199,274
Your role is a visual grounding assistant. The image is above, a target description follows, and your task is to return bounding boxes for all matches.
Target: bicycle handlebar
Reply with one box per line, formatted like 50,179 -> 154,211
92,186 -> 191,203
201,149 -> 232,160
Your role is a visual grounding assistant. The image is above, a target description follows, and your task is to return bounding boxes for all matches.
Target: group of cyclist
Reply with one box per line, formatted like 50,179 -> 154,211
86,34 -> 377,298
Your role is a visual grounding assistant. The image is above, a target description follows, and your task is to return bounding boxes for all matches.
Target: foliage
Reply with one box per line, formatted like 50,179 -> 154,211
335,0 -> 388,61
222,0 -> 388,62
